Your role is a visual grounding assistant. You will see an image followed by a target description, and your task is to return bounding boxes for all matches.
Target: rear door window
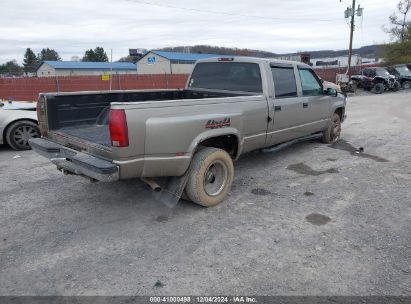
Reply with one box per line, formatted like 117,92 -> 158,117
298,68 -> 323,96
271,66 -> 298,98
189,62 -> 262,93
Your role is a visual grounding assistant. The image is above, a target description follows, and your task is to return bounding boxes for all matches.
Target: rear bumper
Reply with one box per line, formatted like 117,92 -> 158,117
29,138 -> 119,182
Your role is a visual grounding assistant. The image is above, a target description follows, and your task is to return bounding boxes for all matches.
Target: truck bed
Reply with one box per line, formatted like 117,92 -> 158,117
58,125 -> 111,147
42,89 -> 246,150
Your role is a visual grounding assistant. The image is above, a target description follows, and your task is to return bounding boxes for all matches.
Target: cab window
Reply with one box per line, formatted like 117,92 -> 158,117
298,68 -> 323,96
189,62 -> 262,93
271,66 -> 298,98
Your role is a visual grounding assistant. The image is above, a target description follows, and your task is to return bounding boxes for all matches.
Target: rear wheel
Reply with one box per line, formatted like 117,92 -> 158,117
185,147 -> 234,207
393,81 -> 401,92
373,83 -> 385,94
322,113 -> 341,144
402,81 -> 411,90
5,120 -> 40,150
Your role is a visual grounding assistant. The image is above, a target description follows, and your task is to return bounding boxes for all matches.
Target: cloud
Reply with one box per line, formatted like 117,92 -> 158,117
0,0 -> 396,64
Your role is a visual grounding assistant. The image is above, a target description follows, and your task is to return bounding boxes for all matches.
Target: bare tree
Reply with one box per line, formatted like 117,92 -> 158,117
386,0 -> 411,42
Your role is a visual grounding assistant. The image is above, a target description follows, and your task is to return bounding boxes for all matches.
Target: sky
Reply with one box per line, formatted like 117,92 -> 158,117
0,0 -> 398,64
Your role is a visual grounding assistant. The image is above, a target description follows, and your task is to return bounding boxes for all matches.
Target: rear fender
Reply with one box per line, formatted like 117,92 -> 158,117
188,127 -> 242,159
374,76 -> 388,85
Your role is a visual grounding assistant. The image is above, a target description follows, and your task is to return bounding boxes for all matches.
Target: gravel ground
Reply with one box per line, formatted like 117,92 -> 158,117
0,91 -> 410,296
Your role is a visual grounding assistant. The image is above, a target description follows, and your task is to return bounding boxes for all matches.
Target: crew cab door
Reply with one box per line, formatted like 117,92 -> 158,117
268,64 -> 306,145
296,67 -> 332,133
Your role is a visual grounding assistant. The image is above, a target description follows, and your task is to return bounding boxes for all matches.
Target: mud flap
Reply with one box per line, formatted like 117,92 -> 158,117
152,172 -> 190,208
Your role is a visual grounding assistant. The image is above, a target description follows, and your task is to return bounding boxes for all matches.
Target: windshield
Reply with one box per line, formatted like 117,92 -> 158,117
395,65 -> 411,76
375,68 -> 391,77
189,62 -> 263,93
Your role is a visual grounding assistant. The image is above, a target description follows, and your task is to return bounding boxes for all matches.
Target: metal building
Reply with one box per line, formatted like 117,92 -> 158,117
136,51 -> 230,75
36,61 -> 136,77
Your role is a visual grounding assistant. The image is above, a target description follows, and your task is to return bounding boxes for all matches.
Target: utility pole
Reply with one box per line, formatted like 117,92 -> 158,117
344,0 -> 363,74
347,0 -> 356,73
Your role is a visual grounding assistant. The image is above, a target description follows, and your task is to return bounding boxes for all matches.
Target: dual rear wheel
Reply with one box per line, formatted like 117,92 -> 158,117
185,147 -> 234,207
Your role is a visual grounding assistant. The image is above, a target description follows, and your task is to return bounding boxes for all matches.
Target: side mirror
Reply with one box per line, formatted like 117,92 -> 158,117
325,88 -> 338,97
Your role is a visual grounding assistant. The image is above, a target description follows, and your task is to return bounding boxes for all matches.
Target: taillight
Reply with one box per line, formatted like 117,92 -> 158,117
109,109 -> 129,148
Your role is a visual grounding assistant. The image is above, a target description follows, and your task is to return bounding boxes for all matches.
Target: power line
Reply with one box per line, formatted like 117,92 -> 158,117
125,0 -> 341,23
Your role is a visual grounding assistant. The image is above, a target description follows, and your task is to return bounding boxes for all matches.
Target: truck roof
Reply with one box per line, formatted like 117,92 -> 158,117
196,56 -> 312,69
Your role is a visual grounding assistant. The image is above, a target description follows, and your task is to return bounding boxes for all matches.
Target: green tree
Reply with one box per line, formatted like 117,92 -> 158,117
0,60 -> 24,76
22,48 -> 39,73
38,48 -> 61,61
82,49 -> 97,62
94,47 -> 109,62
386,0 -> 411,42
383,27 -> 411,65
82,47 -> 108,62
383,1 -> 411,65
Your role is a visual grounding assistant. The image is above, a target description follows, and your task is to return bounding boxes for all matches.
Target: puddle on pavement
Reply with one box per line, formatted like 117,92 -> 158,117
156,215 -> 169,223
306,213 -> 331,226
327,158 -> 338,162
154,280 -> 164,288
287,163 -> 339,176
251,188 -> 271,196
329,140 -> 388,163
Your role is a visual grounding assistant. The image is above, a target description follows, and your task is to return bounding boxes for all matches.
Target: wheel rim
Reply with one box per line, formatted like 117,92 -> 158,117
203,160 -> 228,197
332,116 -> 341,141
404,82 -> 411,89
375,84 -> 383,93
12,125 -> 39,148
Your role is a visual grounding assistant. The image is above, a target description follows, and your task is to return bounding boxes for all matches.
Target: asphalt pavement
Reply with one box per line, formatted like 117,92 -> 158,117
0,91 -> 410,296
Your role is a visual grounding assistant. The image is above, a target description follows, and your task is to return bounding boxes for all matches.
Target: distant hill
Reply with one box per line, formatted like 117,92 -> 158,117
158,44 -> 383,59
284,45 -> 383,59
158,45 -> 277,58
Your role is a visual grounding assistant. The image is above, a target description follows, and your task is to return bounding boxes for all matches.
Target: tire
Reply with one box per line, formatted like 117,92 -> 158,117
5,120 -> 40,150
185,147 -> 234,207
373,83 -> 385,94
322,113 -> 342,144
392,81 -> 401,92
402,81 -> 411,90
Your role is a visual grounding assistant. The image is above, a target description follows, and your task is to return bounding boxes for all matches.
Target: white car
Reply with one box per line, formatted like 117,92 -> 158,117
0,101 -> 40,150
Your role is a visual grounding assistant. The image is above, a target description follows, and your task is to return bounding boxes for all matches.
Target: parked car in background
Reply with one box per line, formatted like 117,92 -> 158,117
0,101 -> 40,150
351,67 -> 401,94
387,64 -> 411,90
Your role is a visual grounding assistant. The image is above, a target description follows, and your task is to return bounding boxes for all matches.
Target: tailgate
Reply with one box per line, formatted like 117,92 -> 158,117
37,93 -> 113,159
29,138 -> 118,182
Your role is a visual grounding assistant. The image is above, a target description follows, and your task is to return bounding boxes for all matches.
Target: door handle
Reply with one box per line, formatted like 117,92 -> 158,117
274,106 -> 282,112
303,103 -> 308,108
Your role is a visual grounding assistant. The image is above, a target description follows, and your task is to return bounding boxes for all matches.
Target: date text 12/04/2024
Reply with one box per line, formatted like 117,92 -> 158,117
149,296 -> 257,303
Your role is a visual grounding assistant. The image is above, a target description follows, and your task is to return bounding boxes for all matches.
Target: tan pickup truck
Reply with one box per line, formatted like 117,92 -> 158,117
30,57 -> 346,207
